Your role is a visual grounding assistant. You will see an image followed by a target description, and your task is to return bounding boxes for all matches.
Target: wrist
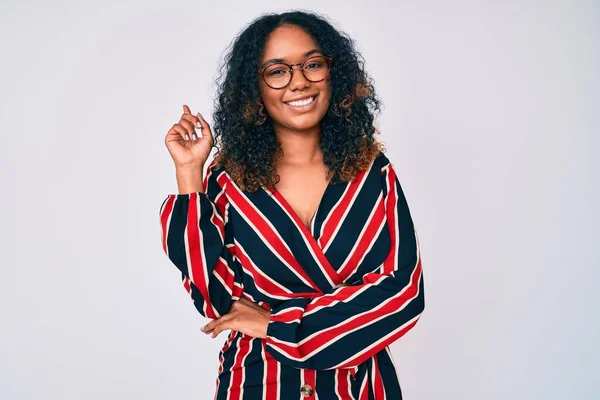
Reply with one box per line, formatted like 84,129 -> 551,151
175,160 -> 204,172
175,165 -> 204,194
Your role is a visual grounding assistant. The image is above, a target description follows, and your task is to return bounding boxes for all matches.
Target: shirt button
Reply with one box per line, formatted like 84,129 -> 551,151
300,384 -> 313,397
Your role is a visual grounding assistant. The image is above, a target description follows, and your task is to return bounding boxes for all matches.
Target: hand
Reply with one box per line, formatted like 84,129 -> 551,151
164,104 -> 214,168
333,282 -> 352,289
202,298 -> 271,339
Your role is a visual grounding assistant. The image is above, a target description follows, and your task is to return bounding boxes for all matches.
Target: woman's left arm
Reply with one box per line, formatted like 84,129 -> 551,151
262,156 -> 425,370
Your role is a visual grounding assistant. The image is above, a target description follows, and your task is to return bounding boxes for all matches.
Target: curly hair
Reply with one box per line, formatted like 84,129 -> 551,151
211,10 -> 385,192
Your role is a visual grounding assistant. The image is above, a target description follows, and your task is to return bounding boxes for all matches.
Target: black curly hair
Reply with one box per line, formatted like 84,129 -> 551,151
211,10 -> 385,192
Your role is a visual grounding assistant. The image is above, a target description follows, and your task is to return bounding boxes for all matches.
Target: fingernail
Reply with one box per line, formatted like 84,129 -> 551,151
197,112 -> 204,120
195,120 -> 202,129
192,133 -> 198,140
185,134 -> 190,141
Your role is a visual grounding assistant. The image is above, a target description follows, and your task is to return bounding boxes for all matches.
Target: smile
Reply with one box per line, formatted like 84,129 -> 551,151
284,95 -> 317,108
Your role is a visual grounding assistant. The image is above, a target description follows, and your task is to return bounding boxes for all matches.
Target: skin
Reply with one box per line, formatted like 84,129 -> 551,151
168,24 -> 345,340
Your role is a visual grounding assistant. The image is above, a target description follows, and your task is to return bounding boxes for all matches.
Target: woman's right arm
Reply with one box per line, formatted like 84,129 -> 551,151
159,161 -> 243,319
159,105 -> 243,319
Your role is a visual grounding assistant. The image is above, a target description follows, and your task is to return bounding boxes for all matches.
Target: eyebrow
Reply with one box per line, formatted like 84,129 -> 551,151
259,49 -> 323,69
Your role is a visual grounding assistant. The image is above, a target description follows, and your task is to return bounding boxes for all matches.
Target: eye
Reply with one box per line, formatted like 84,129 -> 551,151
304,57 -> 326,70
267,68 -> 287,76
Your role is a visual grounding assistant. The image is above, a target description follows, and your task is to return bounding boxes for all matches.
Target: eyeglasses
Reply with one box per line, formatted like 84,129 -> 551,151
258,54 -> 333,90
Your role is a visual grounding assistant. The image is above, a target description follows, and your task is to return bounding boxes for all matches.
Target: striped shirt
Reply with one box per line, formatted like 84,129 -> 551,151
159,151 -> 425,399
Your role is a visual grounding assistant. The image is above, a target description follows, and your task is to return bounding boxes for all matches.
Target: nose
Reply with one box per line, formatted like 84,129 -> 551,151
288,65 -> 310,90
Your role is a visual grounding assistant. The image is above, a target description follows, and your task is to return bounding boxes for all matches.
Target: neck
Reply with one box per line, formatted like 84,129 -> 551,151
274,123 -> 322,164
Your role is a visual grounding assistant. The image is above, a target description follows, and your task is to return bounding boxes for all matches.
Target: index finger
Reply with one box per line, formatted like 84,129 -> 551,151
182,104 -> 192,114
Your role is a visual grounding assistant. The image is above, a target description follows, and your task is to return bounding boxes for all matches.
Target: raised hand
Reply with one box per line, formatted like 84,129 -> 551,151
164,105 -> 214,168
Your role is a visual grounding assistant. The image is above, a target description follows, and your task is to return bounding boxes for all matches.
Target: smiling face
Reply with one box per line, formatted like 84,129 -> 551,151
258,24 -> 331,134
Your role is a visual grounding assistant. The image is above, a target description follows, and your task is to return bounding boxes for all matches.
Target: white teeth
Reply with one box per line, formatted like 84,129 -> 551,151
286,96 -> 315,107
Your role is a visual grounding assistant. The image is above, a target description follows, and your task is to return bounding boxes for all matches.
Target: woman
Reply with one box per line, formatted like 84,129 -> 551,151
159,10 -> 424,399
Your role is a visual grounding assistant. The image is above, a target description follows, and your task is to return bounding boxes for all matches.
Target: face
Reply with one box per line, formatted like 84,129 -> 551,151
258,24 -> 331,134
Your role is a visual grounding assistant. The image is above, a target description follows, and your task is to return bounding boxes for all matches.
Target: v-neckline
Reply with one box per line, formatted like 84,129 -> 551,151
264,180 -> 342,287
268,179 -> 333,238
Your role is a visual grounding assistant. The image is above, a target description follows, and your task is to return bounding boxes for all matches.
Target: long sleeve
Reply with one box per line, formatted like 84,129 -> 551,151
264,155 -> 425,370
159,161 -> 243,319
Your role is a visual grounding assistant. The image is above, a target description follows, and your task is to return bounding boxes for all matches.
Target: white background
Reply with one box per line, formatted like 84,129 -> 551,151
1,0 -> 598,399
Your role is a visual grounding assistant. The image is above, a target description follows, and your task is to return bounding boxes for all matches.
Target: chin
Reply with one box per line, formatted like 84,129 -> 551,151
282,118 -> 321,132
280,110 -> 328,131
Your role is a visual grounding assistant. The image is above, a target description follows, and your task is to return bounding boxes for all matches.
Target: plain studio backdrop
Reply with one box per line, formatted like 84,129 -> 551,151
0,0 -> 598,399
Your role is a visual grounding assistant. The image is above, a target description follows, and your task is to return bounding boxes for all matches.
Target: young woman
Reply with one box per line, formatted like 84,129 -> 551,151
160,10 -> 424,399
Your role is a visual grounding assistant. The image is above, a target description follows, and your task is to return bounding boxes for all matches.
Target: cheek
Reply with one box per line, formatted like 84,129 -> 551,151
259,90 -> 282,115
323,89 -> 332,107
263,96 -> 281,113
318,85 -> 332,111
319,81 -> 331,99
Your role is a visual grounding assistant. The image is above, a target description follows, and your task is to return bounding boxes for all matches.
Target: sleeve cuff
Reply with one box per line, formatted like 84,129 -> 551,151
265,313 -> 279,341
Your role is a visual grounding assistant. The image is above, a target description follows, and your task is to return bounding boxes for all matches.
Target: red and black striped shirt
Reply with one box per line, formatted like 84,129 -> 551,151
159,151 -> 425,399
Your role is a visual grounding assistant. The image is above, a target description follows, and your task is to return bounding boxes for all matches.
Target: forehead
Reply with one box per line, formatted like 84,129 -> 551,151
260,24 -> 320,62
